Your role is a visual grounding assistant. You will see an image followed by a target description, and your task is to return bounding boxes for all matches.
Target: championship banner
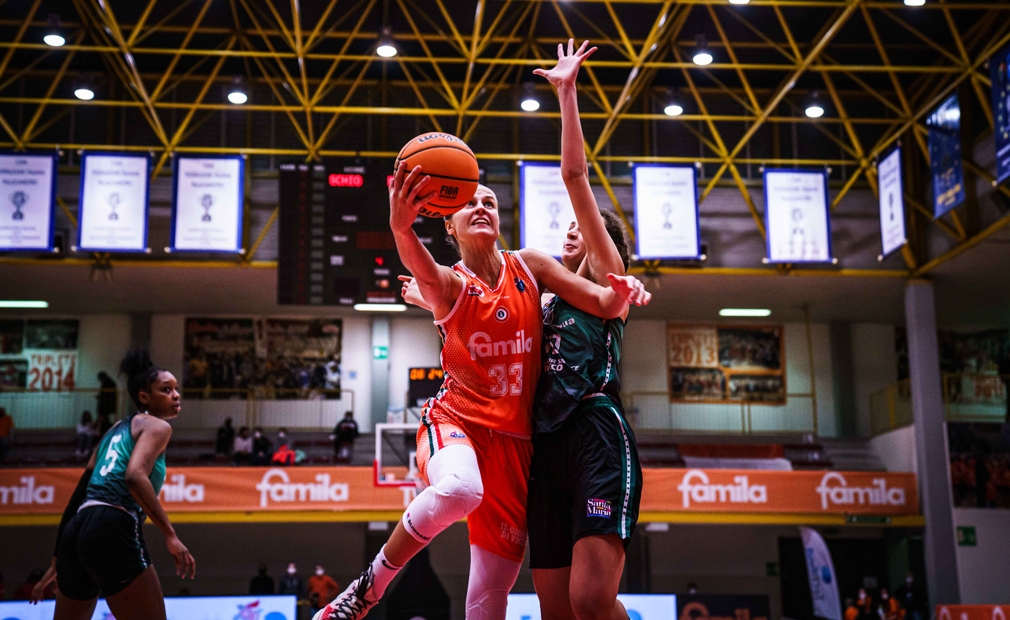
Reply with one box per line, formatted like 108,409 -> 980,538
633,164 -> 701,259
0,152 -> 57,251
77,152 -> 150,252
677,594 -> 770,620
763,169 -> 832,263
0,467 -> 919,516
877,147 -> 906,257
170,154 -> 244,253
927,93 -> 966,217
937,606 -> 1010,620
0,319 -> 80,391
520,162 -> 576,257
989,43 -> 1010,185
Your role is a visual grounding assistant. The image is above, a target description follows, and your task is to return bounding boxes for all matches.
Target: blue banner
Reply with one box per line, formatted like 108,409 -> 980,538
0,595 -> 296,620
990,43 -> 1010,185
927,93 -> 966,218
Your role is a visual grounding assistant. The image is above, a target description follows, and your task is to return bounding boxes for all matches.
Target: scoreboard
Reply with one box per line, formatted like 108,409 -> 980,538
278,161 -> 456,306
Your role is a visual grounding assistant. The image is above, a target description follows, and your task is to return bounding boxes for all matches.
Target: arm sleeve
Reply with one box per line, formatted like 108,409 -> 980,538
54,467 -> 93,556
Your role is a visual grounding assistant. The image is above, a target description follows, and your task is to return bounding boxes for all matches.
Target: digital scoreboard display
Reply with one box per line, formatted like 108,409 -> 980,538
278,161 -> 456,306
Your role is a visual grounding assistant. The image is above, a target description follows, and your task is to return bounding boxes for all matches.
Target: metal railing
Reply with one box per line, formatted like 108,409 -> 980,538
624,391 -> 817,435
0,388 -> 355,430
869,373 -> 1007,436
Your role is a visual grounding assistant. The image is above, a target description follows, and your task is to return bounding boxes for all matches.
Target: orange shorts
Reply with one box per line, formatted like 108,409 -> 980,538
416,408 -> 532,563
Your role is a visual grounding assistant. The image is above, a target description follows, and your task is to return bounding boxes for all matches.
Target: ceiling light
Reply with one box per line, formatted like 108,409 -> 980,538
664,104 -> 683,117
354,303 -> 407,312
227,76 -> 247,105
44,15 -> 64,47
903,0 -> 925,5
693,35 -> 713,66
719,308 -> 771,317
521,81 -> 539,112
73,74 -> 95,101
377,27 -> 397,58
805,91 -> 825,118
0,300 -> 49,309
729,0 -> 750,4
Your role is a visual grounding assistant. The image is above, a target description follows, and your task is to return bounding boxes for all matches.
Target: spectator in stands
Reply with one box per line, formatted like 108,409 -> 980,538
878,588 -> 899,620
93,410 -> 113,438
13,569 -> 52,601
844,598 -> 859,620
276,427 -> 290,450
252,426 -> 272,465
0,407 -> 12,462
332,411 -> 359,461
856,588 -> 874,620
895,573 -> 924,620
233,426 -> 252,465
74,410 -> 94,458
96,371 -> 118,419
249,564 -> 275,595
278,562 -> 306,599
307,564 -> 339,612
216,417 -> 235,455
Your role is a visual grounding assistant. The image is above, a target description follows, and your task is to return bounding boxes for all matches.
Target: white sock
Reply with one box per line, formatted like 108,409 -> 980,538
369,545 -> 403,599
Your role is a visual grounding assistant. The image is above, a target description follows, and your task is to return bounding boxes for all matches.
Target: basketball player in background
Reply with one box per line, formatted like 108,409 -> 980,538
314,161 -> 650,620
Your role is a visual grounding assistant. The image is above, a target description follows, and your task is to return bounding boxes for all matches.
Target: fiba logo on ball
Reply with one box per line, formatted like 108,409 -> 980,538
439,185 -> 458,200
494,307 -> 509,322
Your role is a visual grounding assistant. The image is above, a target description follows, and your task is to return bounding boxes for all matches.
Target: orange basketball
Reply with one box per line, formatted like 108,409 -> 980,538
394,132 -> 479,218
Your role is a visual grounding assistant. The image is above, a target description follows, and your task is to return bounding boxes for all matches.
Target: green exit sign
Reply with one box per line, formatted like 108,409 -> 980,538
373,346 -> 388,360
957,526 -> 976,547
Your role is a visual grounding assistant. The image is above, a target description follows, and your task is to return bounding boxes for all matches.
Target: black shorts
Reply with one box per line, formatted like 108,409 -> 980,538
528,395 -> 643,570
56,505 -> 151,600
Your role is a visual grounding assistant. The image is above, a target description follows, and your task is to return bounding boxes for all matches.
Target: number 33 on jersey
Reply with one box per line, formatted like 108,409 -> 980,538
429,251 -> 543,438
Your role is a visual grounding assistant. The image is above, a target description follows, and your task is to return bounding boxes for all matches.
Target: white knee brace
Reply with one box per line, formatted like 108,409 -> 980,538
465,545 -> 521,620
402,444 -> 484,543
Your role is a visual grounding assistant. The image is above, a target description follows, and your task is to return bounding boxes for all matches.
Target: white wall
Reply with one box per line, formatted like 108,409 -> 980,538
953,508 -> 1010,604
851,323 -> 898,437
622,320 -> 836,436
868,424 -> 917,474
388,318 -> 443,411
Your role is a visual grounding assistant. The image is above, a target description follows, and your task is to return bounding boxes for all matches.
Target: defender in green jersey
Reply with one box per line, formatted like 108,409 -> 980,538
38,350 -> 195,620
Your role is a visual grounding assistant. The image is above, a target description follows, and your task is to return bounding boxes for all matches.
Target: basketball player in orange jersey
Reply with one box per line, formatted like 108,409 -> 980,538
314,167 -> 650,620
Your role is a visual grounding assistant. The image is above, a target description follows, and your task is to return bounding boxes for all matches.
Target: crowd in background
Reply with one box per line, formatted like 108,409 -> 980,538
185,350 -> 341,400
213,413 -> 359,466
844,574 -> 925,620
249,562 -> 339,618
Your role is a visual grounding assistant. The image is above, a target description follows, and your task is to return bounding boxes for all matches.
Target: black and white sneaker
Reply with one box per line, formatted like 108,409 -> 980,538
312,566 -> 379,620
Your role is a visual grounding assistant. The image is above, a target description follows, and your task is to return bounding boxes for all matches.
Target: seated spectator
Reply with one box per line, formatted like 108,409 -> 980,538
252,427 -> 273,465
332,411 -> 359,461
249,563 -> 275,595
845,598 -> 859,620
216,417 -> 235,455
13,569 -> 52,601
272,443 -> 297,466
233,426 -> 252,465
0,407 -> 13,462
276,427 -> 291,450
75,410 -> 94,459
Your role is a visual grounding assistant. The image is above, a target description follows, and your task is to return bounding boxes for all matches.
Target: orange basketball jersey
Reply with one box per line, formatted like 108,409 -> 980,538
428,251 -> 543,437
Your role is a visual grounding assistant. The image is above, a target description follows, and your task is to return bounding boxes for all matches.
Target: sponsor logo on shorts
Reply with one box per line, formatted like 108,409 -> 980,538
449,431 -> 467,439
587,498 -> 612,518
514,277 -> 526,292
0,476 -> 54,506
499,522 -> 527,546
467,285 -> 484,297
494,307 -> 510,322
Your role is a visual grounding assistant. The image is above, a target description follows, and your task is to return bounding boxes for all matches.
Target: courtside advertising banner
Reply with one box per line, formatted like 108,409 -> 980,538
0,595 -> 297,620
520,162 -> 576,257
507,594 -> 676,620
0,467 -> 918,517
171,154 -> 244,253
990,42 -> 1010,185
877,147 -> 906,257
633,164 -> 701,259
937,606 -> 1010,620
927,93 -> 966,217
763,169 -> 832,263
0,152 -> 56,251
78,152 -> 150,252
800,527 -> 842,620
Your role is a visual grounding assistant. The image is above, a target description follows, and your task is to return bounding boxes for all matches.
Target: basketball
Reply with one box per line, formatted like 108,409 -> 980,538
394,132 -> 479,218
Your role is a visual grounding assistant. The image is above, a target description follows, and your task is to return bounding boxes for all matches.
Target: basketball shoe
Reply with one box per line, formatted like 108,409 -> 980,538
312,566 -> 379,620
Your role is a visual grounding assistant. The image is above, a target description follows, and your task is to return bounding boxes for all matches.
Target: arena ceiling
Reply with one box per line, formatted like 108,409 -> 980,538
1,0 -> 1010,289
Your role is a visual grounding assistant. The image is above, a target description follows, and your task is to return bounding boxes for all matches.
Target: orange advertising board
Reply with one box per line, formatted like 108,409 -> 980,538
0,467 -> 918,516
937,606 -> 1010,620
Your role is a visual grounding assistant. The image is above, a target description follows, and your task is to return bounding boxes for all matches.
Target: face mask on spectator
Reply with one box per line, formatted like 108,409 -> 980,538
255,432 -> 262,439
316,568 -> 324,576
279,432 -> 286,438
287,566 -> 296,575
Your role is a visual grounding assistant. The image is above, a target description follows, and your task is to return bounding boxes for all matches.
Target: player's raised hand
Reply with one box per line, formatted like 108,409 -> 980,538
389,162 -> 437,234
533,39 -> 597,88
606,274 -> 651,307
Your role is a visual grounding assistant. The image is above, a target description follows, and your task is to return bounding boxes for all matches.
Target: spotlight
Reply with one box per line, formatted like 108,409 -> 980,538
693,35 -> 713,66
521,82 -> 539,112
377,28 -> 397,58
44,14 -> 65,47
729,0 -> 750,4
664,103 -> 683,117
227,77 -> 248,105
74,84 -> 94,101
805,91 -> 825,118
903,0 -> 925,5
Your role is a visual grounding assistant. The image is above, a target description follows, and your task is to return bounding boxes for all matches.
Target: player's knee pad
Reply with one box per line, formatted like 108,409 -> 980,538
464,589 -> 509,620
465,545 -> 520,620
402,445 -> 483,543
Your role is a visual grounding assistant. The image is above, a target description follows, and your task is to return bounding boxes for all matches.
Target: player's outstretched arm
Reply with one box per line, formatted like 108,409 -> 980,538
519,247 -> 649,319
389,162 -> 462,319
535,39 -> 625,281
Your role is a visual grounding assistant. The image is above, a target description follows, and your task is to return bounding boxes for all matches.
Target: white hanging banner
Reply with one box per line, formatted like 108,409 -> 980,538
520,163 -> 576,258
633,164 -> 700,259
800,526 -> 843,620
78,152 -> 150,252
877,147 -> 906,258
170,155 -> 245,253
763,169 -> 832,263
0,152 -> 56,251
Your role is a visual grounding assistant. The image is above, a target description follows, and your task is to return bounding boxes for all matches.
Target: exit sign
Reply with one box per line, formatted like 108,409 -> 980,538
957,526 -> 976,546
373,346 -> 388,360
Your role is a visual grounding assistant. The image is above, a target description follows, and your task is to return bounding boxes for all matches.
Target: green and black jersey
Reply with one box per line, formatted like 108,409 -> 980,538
533,294 -> 625,434
86,413 -> 166,521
